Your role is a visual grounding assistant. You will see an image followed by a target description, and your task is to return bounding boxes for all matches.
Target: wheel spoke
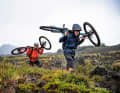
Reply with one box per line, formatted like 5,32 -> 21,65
90,34 -> 98,44
39,36 -> 52,50
83,22 -> 101,46
11,47 -> 27,55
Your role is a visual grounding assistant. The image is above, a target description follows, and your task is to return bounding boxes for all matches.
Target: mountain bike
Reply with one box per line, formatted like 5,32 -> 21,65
11,36 -> 52,55
40,22 -> 101,46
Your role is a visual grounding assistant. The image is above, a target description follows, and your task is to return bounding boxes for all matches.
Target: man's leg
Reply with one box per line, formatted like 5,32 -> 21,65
29,61 -> 34,66
35,60 -> 42,67
64,52 -> 75,71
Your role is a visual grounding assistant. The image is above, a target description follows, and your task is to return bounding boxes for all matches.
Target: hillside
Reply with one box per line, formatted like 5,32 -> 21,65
0,44 -> 120,56
77,44 -> 120,54
0,44 -> 16,56
56,44 -> 120,54
0,47 -> 120,92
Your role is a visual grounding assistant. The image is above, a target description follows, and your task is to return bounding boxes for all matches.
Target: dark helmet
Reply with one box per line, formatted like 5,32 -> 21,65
72,24 -> 82,32
34,43 -> 39,47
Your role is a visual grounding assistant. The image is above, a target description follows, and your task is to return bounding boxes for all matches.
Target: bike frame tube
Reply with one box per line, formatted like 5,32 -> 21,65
51,29 -> 87,36
50,26 -> 87,36
80,32 -> 86,35
51,26 -> 68,33
51,30 -> 61,33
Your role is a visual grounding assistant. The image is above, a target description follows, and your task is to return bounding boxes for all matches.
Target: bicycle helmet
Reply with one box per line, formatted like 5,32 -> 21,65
34,43 -> 39,47
72,24 -> 82,31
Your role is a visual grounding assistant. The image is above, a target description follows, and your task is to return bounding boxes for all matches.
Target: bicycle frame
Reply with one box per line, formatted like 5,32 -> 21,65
40,22 -> 101,46
50,26 -> 87,36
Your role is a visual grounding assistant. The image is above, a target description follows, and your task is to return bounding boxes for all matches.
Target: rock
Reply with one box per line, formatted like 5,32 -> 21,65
76,56 -> 85,65
90,66 -> 107,76
95,83 -> 100,87
112,72 -> 120,81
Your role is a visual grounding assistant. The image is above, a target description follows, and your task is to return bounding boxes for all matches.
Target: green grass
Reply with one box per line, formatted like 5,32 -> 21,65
0,54 -> 113,93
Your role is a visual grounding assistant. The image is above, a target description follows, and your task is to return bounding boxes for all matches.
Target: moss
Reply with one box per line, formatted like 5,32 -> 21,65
0,54 -> 114,93
18,78 -> 26,84
43,81 -> 80,93
91,75 -> 103,82
112,62 -> 120,71
0,84 -> 2,88
65,73 -> 89,86
18,84 -> 27,92
40,74 -> 53,83
18,83 -> 37,92
0,62 -> 17,81
95,88 -> 111,93
89,81 -> 95,89
58,83 -> 79,93
52,70 -> 67,81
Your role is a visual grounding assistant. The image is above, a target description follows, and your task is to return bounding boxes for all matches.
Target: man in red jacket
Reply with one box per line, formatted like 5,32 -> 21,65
27,43 -> 44,66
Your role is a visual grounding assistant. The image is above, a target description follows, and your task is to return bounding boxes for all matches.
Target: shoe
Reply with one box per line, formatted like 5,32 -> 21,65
67,67 -> 74,74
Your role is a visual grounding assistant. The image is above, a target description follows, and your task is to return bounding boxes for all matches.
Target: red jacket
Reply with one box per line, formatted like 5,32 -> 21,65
27,47 -> 44,62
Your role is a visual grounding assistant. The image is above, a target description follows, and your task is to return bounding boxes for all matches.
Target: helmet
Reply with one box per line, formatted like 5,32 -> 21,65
34,43 -> 39,47
72,24 -> 82,31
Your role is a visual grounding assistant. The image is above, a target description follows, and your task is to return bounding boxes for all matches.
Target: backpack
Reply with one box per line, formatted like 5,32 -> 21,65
28,47 -> 33,58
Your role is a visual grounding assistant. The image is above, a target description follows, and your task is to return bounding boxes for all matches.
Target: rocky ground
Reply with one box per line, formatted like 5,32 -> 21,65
0,50 -> 120,93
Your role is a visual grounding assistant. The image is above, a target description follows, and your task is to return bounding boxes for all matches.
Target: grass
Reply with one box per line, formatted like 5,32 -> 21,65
0,54 -> 114,93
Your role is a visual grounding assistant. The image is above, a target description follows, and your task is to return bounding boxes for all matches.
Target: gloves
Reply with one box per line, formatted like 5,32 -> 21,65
82,35 -> 87,39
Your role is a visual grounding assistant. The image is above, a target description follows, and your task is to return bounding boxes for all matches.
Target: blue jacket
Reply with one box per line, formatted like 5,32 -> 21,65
59,33 -> 84,54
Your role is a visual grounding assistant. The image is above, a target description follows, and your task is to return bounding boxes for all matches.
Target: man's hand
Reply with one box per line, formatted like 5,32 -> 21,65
82,35 -> 87,39
41,42 -> 46,48
64,31 -> 69,36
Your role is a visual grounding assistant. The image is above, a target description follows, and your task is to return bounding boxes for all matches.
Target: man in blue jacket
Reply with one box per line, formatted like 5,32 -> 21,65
59,24 -> 86,72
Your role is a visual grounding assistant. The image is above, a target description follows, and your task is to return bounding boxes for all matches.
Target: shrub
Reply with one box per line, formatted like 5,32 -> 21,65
112,62 -> 120,71
0,62 -> 17,81
43,81 -> 80,93
65,73 -> 89,86
95,88 -> 111,93
18,83 -> 37,92
91,75 -> 103,82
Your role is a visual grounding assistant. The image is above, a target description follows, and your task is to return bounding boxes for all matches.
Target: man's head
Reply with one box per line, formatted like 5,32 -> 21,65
72,24 -> 82,37
34,43 -> 39,48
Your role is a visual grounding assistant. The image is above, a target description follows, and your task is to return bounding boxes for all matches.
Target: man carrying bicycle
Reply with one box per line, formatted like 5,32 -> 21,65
27,43 -> 44,67
59,24 -> 86,72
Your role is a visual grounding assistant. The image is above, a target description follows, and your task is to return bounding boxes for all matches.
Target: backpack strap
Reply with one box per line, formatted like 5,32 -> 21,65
28,47 -> 33,58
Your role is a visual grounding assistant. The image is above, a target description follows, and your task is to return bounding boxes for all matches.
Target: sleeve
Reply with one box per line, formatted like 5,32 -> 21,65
59,36 -> 67,42
38,48 -> 44,54
77,39 -> 85,45
26,47 -> 32,56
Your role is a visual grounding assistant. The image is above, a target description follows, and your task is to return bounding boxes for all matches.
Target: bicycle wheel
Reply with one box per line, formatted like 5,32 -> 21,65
40,26 -> 64,33
39,36 -> 52,50
83,22 -> 101,46
11,47 -> 27,55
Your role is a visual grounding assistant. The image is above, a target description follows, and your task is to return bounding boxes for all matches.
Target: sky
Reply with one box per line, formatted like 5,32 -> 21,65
0,0 -> 120,53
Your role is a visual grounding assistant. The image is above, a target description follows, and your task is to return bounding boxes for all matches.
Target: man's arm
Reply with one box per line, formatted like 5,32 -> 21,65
38,48 -> 44,54
78,35 -> 86,45
26,47 -> 32,56
59,31 -> 68,42
78,39 -> 85,45
59,36 -> 67,42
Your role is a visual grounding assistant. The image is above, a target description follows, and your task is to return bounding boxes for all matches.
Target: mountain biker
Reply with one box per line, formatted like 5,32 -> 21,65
26,43 -> 44,66
59,24 -> 86,72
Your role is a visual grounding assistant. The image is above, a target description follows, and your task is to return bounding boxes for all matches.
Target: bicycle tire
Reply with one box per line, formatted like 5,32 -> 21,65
40,26 -> 64,33
83,22 -> 101,46
39,36 -> 52,50
11,47 -> 27,55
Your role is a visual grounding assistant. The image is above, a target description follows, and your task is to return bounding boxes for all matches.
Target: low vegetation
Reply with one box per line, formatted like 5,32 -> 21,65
0,50 -> 120,93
